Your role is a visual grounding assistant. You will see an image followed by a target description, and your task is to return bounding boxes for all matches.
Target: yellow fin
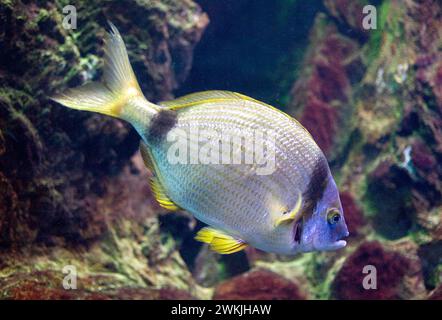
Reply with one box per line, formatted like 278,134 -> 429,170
140,141 -> 180,211
195,227 -> 248,254
159,90 -> 313,138
150,177 -> 180,211
274,193 -> 303,227
159,90 -> 244,110
140,141 -> 155,172
51,22 -> 144,119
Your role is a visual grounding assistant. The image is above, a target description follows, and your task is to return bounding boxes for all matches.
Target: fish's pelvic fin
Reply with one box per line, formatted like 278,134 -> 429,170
195,227 -> 248,254
51,22 -> 146,119
274,193 -> 303,227
140,141 -> 180,211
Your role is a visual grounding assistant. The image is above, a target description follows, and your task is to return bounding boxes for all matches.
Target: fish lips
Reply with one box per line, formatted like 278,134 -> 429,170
296,219 -> 349,252
321,239 -> 348,251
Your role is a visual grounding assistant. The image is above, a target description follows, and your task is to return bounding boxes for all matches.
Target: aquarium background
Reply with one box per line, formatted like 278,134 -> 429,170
0,0 -> 441,299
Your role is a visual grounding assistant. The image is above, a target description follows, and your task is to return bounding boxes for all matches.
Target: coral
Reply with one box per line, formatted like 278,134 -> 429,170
339,191 -> 365,237
288,13 -> 359,156
213,269 -> 306,300
428,284 -> 442,300
299,96 -> 339,156
332,241 -> 411,299
0,270 -> 196,300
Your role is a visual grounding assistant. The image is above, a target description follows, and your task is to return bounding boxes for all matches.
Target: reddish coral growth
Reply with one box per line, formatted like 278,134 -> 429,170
0,271 -> 195,300
291,23 -> 356,155
411,140 -> 436,172
369,160 -> 391,181
300,96 -> 338,154
213,269 -> 305,300
428,284 -> 442,300
311,61 -> 349,103
433,64 -> 442,112
332,242 -> 410,299
323,0 -> 368,37
156,288 -> 196,300
107,287 -> 195,300
339,191 -> 365,237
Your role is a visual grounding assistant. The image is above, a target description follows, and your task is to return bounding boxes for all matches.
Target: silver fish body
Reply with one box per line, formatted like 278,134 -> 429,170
142,94 -> 333,254
52,23 -> 349,255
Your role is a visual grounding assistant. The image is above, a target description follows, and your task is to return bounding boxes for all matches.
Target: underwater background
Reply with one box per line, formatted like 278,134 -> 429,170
0,0 -> 441,299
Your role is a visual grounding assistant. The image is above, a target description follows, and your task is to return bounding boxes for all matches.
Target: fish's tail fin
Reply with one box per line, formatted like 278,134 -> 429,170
51,22 -> 156,119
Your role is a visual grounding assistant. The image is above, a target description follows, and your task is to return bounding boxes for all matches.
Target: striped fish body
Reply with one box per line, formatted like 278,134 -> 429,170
142,92 -> 331,254
52,24 -> 348,255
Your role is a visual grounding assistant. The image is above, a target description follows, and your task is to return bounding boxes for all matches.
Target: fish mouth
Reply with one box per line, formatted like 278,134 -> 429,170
328,240 -> 347,250
332,231 -> 349,249
323,232 -> 349,251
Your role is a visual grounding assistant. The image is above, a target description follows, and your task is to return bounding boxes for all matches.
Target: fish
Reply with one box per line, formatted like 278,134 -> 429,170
51,23 -> 349,255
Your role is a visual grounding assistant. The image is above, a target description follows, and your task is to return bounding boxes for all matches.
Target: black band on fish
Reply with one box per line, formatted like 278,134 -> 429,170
147,109 -> 177,141
303,157 -> 330,215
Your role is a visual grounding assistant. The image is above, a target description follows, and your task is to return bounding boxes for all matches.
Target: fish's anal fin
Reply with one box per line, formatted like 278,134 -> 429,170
140,141 -> 180,211
140,141 -> 155,172
150,177 -> 180,211
274,193 -> 303,227
195,227 -> 248,254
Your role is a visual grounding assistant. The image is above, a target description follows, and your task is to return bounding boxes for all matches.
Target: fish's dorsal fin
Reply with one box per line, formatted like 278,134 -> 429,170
159,90 -> 313,138
140,142 -> 180,211
274,192 -> 303,227
159,90 -> 251,110
195,227 -> 248,254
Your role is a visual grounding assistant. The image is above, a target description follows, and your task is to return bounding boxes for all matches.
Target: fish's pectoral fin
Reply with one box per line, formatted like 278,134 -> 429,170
140,141 -> 180,211
195,227 -> 248,254
274,193 -> 303,227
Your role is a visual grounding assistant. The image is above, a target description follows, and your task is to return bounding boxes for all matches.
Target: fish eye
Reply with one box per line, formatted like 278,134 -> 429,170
327,208 -> 341,225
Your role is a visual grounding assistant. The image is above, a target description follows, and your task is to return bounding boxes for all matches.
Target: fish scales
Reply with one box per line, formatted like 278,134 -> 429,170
148,99 -> 326,248
182,102 -> 316,189
176,101 -> 313,189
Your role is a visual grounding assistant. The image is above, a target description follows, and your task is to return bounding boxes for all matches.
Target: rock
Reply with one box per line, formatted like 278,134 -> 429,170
428,284 -> 442,300
418,241 -> 442,290
323,0 -> 370,40
0,270 -> 196,300
192,243 -> 250,288
366,161 -> 414,239
0,0 -> 208,298
213,269 -> 306,300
